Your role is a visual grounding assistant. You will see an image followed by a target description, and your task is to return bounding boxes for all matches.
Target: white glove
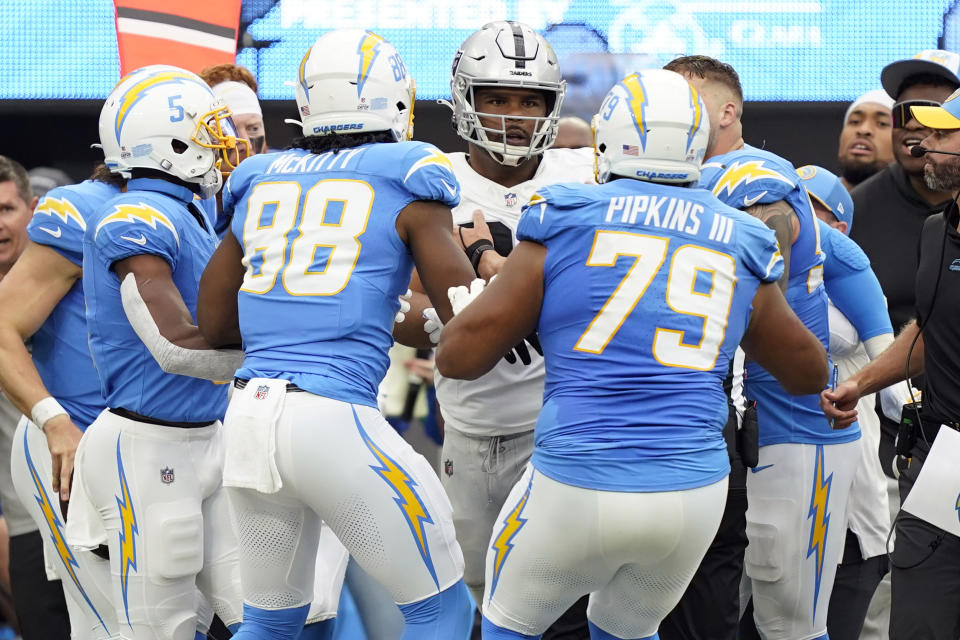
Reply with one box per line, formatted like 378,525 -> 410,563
448,278 -> 487,316
395,289 -> 412,324
422,308 -> 443,344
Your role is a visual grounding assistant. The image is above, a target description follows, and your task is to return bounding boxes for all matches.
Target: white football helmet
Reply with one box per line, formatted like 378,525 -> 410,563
593,69 -> 710,185
449,21 -> 565,166
290,29 -> 415,141
98,66 -> 242,198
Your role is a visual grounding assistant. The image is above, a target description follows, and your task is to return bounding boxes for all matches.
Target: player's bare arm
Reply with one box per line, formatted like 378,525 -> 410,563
396,199 -> 476,323
115,254 -> 211,348
741,281 -> 829,395
821,319 -> 924,428
746,200 -> 799,292
436,240 -> 544,380
0,241 -> 83,499
118,253 -> 244,380
456,209 -> 507,280
197,230 -> 245,348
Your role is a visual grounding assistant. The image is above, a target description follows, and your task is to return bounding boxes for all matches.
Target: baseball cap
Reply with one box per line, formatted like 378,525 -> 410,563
911,88 -> 960,130
797,165 -> 854,232
881,50 -> 960,99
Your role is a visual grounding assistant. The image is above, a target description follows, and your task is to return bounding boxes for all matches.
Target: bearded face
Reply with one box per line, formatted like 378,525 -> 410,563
924,156 -> 960,191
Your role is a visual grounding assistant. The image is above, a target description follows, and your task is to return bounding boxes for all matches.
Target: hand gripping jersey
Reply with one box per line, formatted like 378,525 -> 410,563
27,181 -> 119,428
83,177 -> 228,423
224,142 -> 460,407
517,180 -> 783,492
700,146 -> 858,446
434,147 -> 594,436
818,220 -> 892,342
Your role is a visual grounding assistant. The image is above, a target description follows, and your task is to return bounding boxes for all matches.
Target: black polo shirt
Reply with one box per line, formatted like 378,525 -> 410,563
851,163 -> 951,332
916,201 -> 960,424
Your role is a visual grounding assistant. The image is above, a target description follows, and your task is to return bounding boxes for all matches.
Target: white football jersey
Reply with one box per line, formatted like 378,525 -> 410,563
435,147 -> 595,437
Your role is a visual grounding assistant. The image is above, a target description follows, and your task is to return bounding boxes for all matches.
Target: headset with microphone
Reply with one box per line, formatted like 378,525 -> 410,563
910,145 -> 960,157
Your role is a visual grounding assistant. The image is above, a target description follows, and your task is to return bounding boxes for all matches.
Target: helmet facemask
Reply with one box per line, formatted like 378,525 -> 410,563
453,79 -> 564,166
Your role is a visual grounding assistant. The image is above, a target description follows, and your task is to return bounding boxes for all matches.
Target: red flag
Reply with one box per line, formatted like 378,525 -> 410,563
113,0 -> 242,75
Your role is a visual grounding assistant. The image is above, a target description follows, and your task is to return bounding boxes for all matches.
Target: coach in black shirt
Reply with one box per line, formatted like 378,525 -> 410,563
823,95 -> 960,640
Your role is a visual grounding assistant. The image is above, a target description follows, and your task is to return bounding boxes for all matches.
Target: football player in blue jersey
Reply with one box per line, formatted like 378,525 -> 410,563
436,68 -> 829,640
194,30 -> 476,640
667,56 -> 861,640
74,66 -> 249,640
0,161 -> 123,640
798,166 -> 908,639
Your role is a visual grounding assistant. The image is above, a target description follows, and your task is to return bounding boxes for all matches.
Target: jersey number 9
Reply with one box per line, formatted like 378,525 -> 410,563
574,230 -> 736,370
239,179 -> 373,296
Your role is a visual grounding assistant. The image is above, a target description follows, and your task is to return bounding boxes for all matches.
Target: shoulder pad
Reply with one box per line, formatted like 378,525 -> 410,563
700,148 -> 799,209
528,183 -> 596,209
94,198 -> 180,246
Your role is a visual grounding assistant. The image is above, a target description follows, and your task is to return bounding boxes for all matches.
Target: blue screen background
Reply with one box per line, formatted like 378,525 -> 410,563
0,0 -> 954,101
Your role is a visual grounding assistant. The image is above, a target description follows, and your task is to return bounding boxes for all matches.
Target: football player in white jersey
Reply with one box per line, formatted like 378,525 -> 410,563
407,22 -> 596,616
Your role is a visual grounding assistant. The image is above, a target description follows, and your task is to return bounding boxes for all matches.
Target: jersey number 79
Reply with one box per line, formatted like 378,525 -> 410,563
574,230 -> 736,371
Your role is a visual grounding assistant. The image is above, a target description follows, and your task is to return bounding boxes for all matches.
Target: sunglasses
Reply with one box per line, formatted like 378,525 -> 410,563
892,100 -> 941,128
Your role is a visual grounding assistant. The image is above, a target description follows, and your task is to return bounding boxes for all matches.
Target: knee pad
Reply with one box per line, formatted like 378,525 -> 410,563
145,501 -> 203,581
744,497 -> 796,583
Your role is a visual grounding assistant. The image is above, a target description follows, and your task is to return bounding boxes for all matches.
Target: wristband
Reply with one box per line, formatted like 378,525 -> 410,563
31,397 -> 68,429
466,239 -> 495,275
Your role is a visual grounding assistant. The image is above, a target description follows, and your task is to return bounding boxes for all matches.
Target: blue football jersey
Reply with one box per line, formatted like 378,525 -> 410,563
819,220 -> 891,342
225,142 -> 460,407
700,146 -> 857,446
82,177 -> 228,423
517,180 -> 783,492
26,181 -> 119,428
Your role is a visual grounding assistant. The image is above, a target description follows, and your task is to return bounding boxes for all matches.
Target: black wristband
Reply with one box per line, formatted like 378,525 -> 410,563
466,239 -> 495,275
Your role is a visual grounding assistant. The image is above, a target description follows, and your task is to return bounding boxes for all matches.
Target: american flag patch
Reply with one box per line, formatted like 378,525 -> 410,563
622,145 -> 639,156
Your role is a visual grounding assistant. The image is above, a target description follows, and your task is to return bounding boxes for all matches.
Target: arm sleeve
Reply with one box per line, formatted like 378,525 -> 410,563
27,188 -> 89,265
821,226 -> 893,341
91,200 -> 180,272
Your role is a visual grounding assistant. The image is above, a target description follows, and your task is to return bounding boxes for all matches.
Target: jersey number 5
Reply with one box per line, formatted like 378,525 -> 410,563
573,230 -> 736,370
239,179 -> 373,296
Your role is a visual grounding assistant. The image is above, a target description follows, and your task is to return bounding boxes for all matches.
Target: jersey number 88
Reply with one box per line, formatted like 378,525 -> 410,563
239,179 -> 373,296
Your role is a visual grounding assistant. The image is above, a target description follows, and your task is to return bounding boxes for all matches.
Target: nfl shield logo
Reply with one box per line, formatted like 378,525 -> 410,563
160,467 -> 174,484
504,192 -> 518,207
255,385 -> 269,400
444,459 -> 454,477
